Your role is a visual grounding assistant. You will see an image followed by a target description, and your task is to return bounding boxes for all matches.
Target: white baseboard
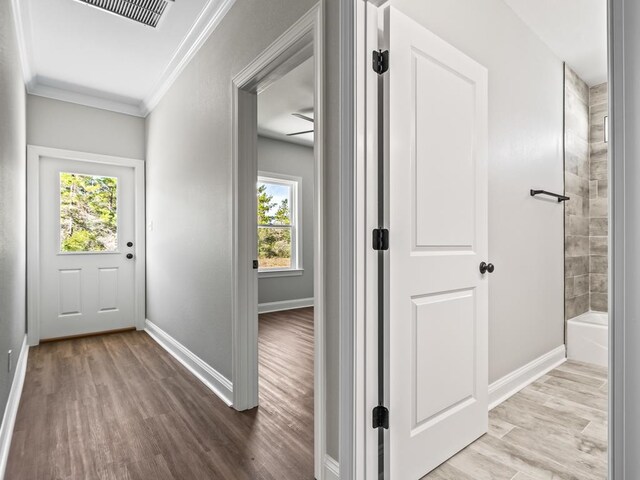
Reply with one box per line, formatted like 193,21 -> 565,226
0,336 -> 29,480
489,344 -> 566,410
324,455 -> 340,480
145,320 -> 233,407
258,297 -> 314,314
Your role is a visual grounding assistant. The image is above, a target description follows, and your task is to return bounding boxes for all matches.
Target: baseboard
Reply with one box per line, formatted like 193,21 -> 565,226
0,336 -> 29,480
489,344 -> 566,410
258,297 -> 314,314
145,320 -> 233,407
324,455 -> 340,480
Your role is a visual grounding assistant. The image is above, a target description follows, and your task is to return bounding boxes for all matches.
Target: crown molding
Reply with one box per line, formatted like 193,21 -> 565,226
10,0 -> 237,118
28,82 -> 146,117
10,0 -> 35,86
140,0 -> 237,116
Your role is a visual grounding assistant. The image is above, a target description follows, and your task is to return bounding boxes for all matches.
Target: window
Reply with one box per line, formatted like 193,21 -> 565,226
59,172 -> 118,252
257,173 -> 301,273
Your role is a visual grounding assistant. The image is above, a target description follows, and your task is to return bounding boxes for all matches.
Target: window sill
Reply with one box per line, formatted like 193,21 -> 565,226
258,268 -> 304,278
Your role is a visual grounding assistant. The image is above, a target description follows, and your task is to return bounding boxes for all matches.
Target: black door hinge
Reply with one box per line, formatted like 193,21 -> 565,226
372,50 -> 389,75
372,405 -> 389,429
372,228 -> 389,251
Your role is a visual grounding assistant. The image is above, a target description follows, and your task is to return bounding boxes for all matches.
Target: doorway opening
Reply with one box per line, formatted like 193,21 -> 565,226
231,5 -> 325,479
357,1 -> 610,478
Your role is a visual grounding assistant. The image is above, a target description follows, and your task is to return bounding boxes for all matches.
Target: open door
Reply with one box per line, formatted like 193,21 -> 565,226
383,7 -> 489,478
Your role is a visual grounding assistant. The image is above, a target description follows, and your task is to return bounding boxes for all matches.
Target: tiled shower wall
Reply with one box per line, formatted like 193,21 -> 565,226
589,83 -> 608,312
564,64 -> 609,319
564,65 -> 590,320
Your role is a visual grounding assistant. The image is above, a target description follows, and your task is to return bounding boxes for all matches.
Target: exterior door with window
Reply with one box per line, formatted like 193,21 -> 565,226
39,156 -> 137,340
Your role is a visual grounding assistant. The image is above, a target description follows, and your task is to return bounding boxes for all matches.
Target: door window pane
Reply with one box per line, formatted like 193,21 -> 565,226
60,173 -> 118,252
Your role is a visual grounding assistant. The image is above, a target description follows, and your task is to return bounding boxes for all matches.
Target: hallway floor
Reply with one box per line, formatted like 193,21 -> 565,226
424,360 -> 608,480
5,307 -> 314,479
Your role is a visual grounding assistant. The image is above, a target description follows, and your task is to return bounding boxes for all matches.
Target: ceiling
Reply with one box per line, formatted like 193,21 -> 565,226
258,58 -> 314,147
11,0 -> 236,116
504,0 -> 607,86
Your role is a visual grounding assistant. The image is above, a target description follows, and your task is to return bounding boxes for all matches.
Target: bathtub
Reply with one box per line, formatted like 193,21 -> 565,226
567,311 -> 608,367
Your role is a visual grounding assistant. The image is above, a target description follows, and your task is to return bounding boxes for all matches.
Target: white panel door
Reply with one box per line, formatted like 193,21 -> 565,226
385,7 -> 489,478
39,157 -> 136,340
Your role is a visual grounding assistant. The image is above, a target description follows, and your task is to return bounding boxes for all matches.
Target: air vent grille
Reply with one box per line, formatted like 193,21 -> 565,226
77,0 -> 173,28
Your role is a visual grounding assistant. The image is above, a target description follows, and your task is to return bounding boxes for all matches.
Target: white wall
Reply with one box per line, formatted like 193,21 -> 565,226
390,0 -> 565,383
26,95 -> 145,159
145,0 -> 343,459
0,0 -> 27,426
258,136 -> 314,305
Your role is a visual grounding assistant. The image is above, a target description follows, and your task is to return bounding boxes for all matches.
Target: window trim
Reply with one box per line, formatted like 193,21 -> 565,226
257,171 -> 302,275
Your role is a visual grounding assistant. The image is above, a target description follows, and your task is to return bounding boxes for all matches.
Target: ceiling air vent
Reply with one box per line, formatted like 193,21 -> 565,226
76,0 -> 174,28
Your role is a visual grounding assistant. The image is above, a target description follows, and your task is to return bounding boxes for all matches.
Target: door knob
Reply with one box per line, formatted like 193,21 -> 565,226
126,253 -> 134,259
127,241 -> 134,247
479,262 -> 494,274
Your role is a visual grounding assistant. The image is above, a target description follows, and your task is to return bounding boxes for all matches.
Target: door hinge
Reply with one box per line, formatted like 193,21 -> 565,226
372,49 -> 389,75
253,260 -> 259,269
372,405 -> 389,429
372,228 -> 389,251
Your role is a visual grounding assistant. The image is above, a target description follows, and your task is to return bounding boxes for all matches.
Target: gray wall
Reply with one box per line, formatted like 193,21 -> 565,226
588,83 -> 608,312
0,0 -> 27,425
564,65 -> 591,320
391,0 -> 566,383
145,0 -> 343,458
27,95 -> 146,160
257,136 -> 314,305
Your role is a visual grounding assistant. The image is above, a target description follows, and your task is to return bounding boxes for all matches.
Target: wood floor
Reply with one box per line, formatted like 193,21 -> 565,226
424,360 -> 608,480
5,310 -> 608,480
5,307 -> 315,480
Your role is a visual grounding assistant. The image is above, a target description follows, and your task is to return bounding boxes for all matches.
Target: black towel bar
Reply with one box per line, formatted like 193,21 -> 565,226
530,189 -> 570,202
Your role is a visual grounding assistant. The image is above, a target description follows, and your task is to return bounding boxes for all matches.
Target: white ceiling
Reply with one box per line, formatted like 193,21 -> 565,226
258,58 -> 314,147
11,0 -> 236,116
504,0 -> 607,86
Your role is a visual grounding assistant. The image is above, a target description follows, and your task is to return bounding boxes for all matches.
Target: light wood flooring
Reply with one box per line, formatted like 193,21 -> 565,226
5,307 -> 315,479
424,360 -> 608,480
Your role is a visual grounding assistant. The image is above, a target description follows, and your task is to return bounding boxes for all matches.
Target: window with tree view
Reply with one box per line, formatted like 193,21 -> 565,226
60,172 -> 118,252
257,175 -> 299,270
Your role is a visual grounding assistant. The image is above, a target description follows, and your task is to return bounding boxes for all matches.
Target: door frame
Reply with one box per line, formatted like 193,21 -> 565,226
26,145 -> 146,346
230,4 -> 326,478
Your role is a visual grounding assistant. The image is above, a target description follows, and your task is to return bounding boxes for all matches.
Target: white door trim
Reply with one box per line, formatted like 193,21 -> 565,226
26,145 -> 146,346
230,4 -> 326,479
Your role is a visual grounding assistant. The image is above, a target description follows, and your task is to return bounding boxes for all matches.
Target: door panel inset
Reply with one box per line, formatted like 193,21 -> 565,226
98,268 -> 119,312
412,289 -> 475,429
412,50 -> 476,252
58,269 -> 82,316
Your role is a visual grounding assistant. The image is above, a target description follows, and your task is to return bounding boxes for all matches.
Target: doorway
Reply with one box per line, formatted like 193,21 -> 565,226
231,5 -> 326,479
27,146 -> 146,344
357,1 -> 610,478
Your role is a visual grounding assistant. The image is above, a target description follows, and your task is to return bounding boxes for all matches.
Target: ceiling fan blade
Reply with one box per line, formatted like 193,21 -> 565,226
286,129 -> 314,136
292,113 -> 314,123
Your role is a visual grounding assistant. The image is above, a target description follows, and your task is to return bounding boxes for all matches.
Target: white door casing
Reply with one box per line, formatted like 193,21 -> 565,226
27,146 -> 146,345
384,7 -> 489,479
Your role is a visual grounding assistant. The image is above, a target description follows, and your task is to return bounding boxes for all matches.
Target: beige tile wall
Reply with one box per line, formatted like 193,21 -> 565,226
564,65 -> 590,319
589,82 -> 608,312
564,64 -> 609,318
